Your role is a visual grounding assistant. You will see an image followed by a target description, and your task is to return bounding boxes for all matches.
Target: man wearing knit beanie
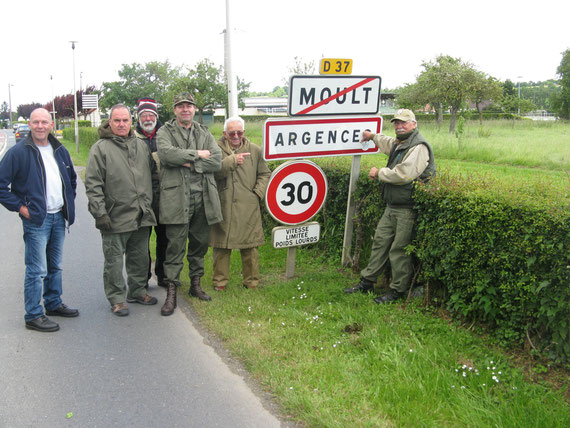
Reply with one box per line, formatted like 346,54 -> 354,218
135,98 -> 167,289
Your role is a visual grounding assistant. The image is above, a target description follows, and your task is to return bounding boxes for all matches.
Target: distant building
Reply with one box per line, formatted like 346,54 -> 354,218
215,93 -> 399,117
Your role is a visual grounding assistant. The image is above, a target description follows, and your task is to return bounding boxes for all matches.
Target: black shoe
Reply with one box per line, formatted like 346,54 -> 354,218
374,289 -> 405,304
25,316 -> 60,332
126,294 -> 158,305
157,279 -> 167,288
46,303 -> 79,317
344,279 -> 374,294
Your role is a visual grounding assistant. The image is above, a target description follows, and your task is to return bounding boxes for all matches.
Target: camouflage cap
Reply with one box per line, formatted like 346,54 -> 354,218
173,92 -> 196,107
390,108 -> 416,123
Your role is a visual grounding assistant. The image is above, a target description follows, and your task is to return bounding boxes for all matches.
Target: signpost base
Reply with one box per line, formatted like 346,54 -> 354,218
342,155 -> 362,266
286,247 -> 296,278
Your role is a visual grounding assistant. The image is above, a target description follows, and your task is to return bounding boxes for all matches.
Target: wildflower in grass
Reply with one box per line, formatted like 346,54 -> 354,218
409,349 -> 413,352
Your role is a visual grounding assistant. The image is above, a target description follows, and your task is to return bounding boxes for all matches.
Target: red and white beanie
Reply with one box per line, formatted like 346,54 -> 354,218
137,98 -> 158,117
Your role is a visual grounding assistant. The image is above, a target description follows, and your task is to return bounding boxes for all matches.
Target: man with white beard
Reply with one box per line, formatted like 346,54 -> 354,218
135,98 -> 168,289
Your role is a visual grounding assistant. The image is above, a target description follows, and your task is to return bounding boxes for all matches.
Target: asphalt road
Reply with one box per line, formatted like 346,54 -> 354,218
0,130 -> 282,427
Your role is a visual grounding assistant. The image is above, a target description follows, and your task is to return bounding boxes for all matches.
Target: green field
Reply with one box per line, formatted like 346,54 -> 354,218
66,119 -> 570,427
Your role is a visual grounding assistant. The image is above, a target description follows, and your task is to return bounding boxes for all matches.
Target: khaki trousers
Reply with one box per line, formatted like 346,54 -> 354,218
101,227 -> 150,305
163,198 -> 210,282
360,206 -> 417,293
212,247 -> 259,288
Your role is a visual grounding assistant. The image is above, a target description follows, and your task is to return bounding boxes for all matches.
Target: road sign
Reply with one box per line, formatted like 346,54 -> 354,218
263,116 -> 383,161
82,94 -> 99,109
272,222 -> 320,248
265,160 -> 328,225
288,75 -> 381,116
320,58 -> 353,75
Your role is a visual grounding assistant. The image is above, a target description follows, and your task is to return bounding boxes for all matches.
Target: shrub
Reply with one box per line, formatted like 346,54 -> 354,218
262,163 -> 570,362
62,127 -> 100,149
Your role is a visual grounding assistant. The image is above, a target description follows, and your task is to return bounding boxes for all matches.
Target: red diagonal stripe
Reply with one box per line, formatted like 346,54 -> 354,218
297,77 -> 376,115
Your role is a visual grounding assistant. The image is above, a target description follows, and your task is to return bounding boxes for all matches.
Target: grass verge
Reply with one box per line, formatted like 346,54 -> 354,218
178,244 -> 569,427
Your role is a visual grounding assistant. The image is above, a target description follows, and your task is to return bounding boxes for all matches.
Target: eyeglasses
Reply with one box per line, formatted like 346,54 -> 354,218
227,130 -> 244,138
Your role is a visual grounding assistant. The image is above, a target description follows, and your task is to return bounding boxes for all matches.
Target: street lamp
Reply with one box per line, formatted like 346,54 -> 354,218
70,41 -> 79,153
50,75 -> 57,130
7,84 -> 13,129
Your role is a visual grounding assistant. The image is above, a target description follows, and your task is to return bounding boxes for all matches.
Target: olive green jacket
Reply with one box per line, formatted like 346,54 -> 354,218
85,121 -> 157,233
209,137 -> 271,249
157,119 -> 222,225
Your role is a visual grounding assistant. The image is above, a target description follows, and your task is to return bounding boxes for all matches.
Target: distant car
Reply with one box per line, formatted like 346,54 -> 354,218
15,124 -> 30,142
12,123 -> 20,132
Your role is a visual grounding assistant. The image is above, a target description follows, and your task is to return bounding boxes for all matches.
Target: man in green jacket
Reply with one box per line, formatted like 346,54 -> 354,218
157,93 -> 222,315
344,109 -> 436,304
209,116 -> 271,290
85,104 -> 159,316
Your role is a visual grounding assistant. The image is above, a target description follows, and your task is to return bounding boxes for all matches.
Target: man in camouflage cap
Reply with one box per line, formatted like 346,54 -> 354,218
344,109 -> 437,304
156,92 -> 222,315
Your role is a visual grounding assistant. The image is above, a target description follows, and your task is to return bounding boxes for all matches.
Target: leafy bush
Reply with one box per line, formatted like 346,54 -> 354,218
62,127 -> 100,149
262,163 -> 570,362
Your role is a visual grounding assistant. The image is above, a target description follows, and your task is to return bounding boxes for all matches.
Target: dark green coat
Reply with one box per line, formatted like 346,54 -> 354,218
156,119 -> 222,225
85,122 -> 157,233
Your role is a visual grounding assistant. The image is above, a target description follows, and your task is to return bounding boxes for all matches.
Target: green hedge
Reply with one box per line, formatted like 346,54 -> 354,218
62,127 -> 100,149
262,163 -> 570,362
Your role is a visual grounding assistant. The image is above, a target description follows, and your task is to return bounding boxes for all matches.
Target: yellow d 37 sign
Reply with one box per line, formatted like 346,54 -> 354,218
320,58 -> 353,75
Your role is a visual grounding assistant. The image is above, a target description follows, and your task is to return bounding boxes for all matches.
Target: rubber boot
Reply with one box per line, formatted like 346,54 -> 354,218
189,276 -> 211,301
161,281 -> 177,316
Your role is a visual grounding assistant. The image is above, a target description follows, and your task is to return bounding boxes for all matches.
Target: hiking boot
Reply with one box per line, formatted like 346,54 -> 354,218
127,294 -> 158,305
374,289 -> 405,304
157,279 -> 168,288
45,303 -> 79,317
189,276 -> 211,301
25,315 -> 60,332
161,282 -> 177,316
344,278 -> 374,294
112,302 -> 129,316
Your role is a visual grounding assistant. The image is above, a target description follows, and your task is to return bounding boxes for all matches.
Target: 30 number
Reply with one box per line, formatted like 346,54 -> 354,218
280,181 -> 313,206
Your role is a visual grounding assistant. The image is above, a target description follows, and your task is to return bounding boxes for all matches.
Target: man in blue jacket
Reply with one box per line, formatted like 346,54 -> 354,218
0,108 -> 78,332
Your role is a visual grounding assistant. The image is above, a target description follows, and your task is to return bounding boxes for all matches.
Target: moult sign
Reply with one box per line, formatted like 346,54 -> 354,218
288,75 -> 381,116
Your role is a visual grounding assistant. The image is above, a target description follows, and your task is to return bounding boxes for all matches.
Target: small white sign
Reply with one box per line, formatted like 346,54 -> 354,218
272,222 -> 320,248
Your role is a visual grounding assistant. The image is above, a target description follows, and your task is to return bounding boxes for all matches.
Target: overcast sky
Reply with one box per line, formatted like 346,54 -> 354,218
2,0 -> 568,109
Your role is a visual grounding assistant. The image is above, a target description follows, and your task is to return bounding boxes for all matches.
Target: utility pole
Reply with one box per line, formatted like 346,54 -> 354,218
70,41 -> 79,153
224,0 -> 238,118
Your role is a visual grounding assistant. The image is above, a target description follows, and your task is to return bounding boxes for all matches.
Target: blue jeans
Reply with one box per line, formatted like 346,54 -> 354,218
22,212 -> 65,321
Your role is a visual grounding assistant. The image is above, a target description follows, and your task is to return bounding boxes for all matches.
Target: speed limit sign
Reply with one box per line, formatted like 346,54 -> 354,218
265,160 -> 328,225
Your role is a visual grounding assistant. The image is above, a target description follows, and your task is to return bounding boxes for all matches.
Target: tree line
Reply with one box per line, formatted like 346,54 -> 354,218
3,50 -> 569,128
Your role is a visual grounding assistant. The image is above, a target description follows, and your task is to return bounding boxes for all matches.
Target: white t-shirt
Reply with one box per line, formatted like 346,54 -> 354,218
37,144 -> 64,213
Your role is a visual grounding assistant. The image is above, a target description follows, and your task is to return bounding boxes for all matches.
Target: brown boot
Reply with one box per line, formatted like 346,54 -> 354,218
161,281 -> 177,316
189,276 -> 211,301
